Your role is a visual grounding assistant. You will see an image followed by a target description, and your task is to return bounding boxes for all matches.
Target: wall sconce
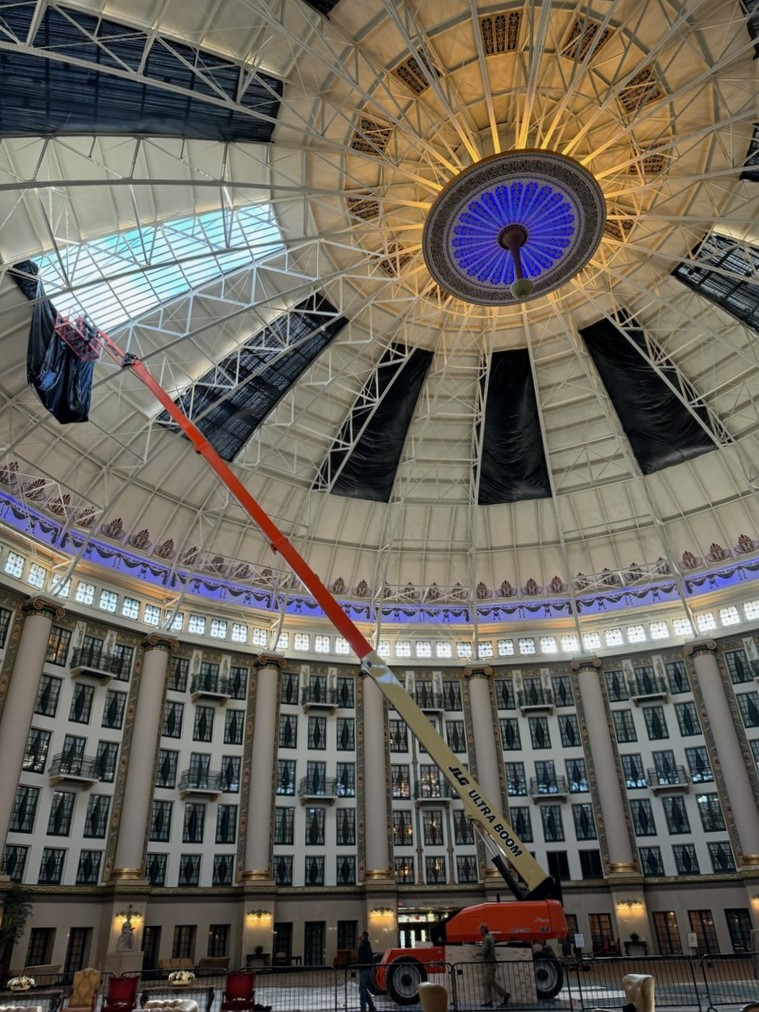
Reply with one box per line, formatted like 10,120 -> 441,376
248,909 -> 272,920
115,904 -> 142,923
616,899 -> 643,910
370,907 -> 394,919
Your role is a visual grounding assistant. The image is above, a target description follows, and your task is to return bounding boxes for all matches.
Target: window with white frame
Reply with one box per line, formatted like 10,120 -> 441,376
378,641 -> 391,658
231,622 -> 247,643
294,632 -> 310,651
415,640 -> 432,658
4,551 -> 25,578
673,617 -> 693,636
497,638 -> 515,656
210,618 -> 227,639
99,590 -> 118,613
50,575 -> 71,598
582,632 -> 601,650
314,634 -> 330,653
251,627 -> 268,646
396,641 -> 411,657
121,597 -> 139,619
744,600 -> 759,620
649,621 -> 668,640
477,640 -> 494,658
561,635 -> 579,653
27,563 -> 47,588
144,604 -> 160,625
189,614 -> 206,635
169,612 -> 184,631
518,637 -> 536,655
605,627 -> 623,646
75,581 -> 95,604
276,632 -> 289,650
696,612 -> 716,632
436,641 -> 453,658
719,606 -> 740,626
627,625 -> 646,643
539,636 -> 558,653
457,641 -> 473,658
335,637 -> 350,655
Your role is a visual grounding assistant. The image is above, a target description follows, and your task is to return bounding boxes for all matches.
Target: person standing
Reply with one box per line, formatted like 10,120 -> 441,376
358,930 -> 377,1012
476,923 -> 510,1008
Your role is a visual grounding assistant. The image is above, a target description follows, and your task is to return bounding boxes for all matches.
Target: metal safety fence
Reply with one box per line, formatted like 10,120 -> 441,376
6,955 -> 758,1012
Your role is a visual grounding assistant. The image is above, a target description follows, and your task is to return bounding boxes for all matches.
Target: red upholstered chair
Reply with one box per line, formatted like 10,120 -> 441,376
102,975 -> 140,1012
220,972 -> 256,1012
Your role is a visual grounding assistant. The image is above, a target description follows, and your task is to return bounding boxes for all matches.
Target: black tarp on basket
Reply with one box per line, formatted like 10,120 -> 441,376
10,260 -> 95,423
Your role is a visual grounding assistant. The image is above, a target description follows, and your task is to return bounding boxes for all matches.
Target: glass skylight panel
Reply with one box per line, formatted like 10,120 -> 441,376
37,205 -> 283,332
672,232 -> 759,334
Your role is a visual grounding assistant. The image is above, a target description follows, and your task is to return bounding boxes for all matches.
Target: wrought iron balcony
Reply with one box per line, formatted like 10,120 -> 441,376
69,648 -> 129,683
298,775 -> 338,803
517,687 -> 554,713
49,753 -> 100,786
647,766 -> 690,793
629,673 -> 668,702
179,769 -> 224,797
414,780 -> 451,803
301,686 -> 338,711
190,673 -> 230,703
529,775 -> 569,801
412,689 -> 445,712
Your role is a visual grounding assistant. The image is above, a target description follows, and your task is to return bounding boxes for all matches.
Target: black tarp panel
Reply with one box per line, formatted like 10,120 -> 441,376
580,312 -> 717,474
0,4 -> 282,141
318,345 -> 433,503
478,349 -> 551,505
157,294 -> 347,461
10,260 -> 94,423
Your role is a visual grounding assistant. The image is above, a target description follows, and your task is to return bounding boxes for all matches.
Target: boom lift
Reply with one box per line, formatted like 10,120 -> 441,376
57,317 -> 568,1001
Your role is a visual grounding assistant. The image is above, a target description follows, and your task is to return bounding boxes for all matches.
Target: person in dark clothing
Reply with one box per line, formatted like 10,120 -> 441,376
358,930 -> 377,1012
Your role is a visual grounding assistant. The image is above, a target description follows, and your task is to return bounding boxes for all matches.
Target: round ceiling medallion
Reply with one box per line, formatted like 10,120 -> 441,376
422,150 -> 606,305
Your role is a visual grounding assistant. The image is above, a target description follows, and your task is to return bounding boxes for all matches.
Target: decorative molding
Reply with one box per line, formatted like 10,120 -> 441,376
255,654 -> 287,671
142,634 -> 178,653
22,596 -> 65,621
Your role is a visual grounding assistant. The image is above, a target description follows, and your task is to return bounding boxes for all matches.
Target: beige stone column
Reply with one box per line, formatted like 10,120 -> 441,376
0,597 -> 64,849
464,664 -> 503,805
362,673 -> 391,879
111,635 -> 175,880
686,641 -> 759,865
572,657 -> 637,874
242,654 -> 284,881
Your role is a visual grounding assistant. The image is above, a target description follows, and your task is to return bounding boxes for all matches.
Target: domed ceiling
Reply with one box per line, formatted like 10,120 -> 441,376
0,0 -> 758,616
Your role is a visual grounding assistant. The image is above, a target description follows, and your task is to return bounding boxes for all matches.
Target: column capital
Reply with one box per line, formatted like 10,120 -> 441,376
141,634 -> 177,653
254,653 -> 287,671
570,656 -> 602,672
22,596 -> 65,621
463,664 -> 494,680
684,639 -> 718,657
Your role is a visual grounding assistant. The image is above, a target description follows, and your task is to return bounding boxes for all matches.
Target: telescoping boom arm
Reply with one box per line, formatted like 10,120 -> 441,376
80,323 -> 559,903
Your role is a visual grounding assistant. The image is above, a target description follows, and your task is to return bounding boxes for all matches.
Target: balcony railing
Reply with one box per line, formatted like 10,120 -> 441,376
414,780 -> 451,802
69,648 -> 129,682
647,766 -> 690,793
301,686 -> 338,711
298,776 -> 339,803
48,753 -> 100,785
412,690 -> 444,712
529,775 -> 568,800
179,769 -> 224,797
629,674 -> 668,702
518,688 -> 554,712
190,674 -> 230,702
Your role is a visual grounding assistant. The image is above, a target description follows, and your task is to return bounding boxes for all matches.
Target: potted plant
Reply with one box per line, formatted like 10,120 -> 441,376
625,932 -> 648,957
0,886 -> 34,988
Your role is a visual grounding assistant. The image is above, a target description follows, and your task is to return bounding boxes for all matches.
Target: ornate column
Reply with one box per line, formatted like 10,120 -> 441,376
362,672 -> 391,879
0,597 -> 64,849
463,665 -> 502,805
242,654 -> 284,881
111,635 -> 175,880
686,641 -> 759,866
571,657 -> 638,874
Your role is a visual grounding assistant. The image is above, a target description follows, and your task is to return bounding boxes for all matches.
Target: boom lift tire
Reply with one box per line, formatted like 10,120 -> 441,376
533,950 -> 563,1000
386,956 -> 428,1004
368,953 -> 387,996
